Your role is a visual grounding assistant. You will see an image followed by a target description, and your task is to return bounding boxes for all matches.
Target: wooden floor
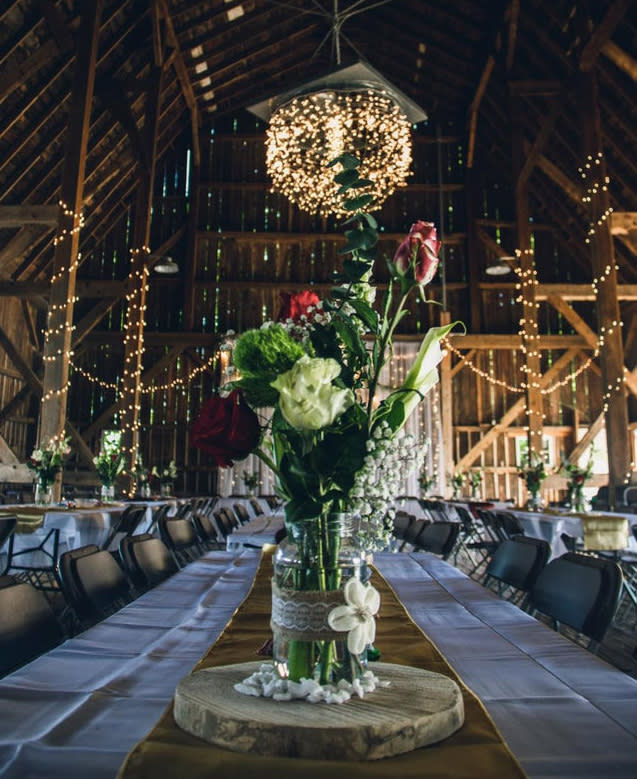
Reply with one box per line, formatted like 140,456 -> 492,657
453,549 -> 637,680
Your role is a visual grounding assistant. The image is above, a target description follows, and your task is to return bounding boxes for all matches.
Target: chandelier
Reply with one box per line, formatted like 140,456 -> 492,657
249,61 -> 427,217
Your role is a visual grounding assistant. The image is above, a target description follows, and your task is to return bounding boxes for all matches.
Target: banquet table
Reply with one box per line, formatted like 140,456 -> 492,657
510,508 -> 637,558
225,513 -> 285,552
0,550 -> 636,778
0,500 -> 177,571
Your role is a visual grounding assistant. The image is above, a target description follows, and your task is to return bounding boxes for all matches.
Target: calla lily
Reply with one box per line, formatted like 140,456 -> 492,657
327,578 -> 380,655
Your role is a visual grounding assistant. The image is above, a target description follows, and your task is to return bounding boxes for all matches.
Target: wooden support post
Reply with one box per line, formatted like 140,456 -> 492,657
439,311 -> 454,489
511,95 -> 543,457
580,71 -> 632,499
465,167 -> 482,332
39,2 -> 102,501
119,64 -> 164,486
183,132 -> 202,331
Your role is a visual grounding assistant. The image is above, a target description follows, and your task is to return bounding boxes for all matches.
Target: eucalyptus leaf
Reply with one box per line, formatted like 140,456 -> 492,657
328,153 -> 360,169
334,169 -> 360,186
343,194 -> 374,211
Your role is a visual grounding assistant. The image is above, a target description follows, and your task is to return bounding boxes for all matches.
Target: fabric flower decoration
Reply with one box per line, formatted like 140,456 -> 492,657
327,578 -> 380,655
271,355 -> 354,431
190,389 -> 261,467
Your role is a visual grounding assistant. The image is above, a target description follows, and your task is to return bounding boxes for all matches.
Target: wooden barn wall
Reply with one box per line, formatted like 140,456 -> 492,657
0,297 -> 40,468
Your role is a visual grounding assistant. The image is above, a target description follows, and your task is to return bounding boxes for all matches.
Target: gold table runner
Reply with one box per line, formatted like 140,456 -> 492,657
118,550 -> 526,778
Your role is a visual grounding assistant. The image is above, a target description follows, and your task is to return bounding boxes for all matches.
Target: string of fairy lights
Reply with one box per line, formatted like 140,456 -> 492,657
38,153 -> 634,486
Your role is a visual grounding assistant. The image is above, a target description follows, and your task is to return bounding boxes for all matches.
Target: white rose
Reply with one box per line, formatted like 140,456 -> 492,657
271,355 -> 354,431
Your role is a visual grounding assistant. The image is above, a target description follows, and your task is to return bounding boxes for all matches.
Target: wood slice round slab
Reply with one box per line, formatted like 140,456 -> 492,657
174,661 -> 464,761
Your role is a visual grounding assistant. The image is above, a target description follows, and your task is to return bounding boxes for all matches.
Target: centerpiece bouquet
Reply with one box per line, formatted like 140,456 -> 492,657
27,435 -> 71,504
131,452 -> 151,498
448,471 -> 465,499
152,460 -> 178,496
241,469 -> 259,495
419,471 -> 435,497
560,447 -> 594,512
518,449 -> 548,510
467,469 -> 483,499
191,155 -> 460,697
94,431 -> 125,501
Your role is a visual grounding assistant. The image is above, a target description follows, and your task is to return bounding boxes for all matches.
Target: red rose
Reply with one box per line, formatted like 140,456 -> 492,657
393,221 -> 440,285
190,389 -> 261,467
277,290 -> 321,323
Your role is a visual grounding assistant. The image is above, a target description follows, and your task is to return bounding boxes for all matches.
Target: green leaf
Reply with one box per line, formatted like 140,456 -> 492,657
347,297 -> 379,331
328,153 -> 360,169
333,316 -> 367,362
333,169 -> 360,187
343,194 -> 374,211
342,259 -> 371,281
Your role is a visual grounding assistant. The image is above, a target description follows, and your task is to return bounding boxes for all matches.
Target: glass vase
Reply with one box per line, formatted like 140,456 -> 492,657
526,490 -> 543,511
34,481 -> 54,506
569,484 -> 587,513
160,483 -> 172,497
100,483 -> 115,503
271,512 -> 371,685
140,483 -> 151,499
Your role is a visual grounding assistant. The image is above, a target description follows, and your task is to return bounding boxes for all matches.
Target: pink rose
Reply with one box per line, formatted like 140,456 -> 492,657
393,221 -> 441,286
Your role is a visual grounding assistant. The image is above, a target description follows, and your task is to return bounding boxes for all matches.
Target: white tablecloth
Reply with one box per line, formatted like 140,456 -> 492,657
510,508 -> 637,558
0,551 -> 635,777
226,513 -> 285,552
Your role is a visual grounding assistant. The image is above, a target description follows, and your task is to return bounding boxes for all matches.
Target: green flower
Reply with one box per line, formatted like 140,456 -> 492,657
271,355 -> 354,431
233,324 -> 306,406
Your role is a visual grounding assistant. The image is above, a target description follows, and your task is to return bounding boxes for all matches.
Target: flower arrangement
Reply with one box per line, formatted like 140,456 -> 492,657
191,153 -> 460,688
518,449 -> 548,508
467,469 -> 483,498
418,471 -> 435,496
241,470 -> 259,493
27,436 -> 71,488
93,431 -> 125,487
560,447 -> 595,511
131,452 -> 150,495
152,460 -> 178,485
448,471 -> 464,499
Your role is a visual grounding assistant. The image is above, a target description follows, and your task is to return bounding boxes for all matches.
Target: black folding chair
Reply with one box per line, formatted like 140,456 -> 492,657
100,505 -> 149,551
415,521 -> 461,560
158,516 -> 202,567
526,551 -> 623,653
484,536 -> 550,606
65,549 -> 134,622
121,534 -> 178,588
0,576 -> 65,677
0,515 -> 17,576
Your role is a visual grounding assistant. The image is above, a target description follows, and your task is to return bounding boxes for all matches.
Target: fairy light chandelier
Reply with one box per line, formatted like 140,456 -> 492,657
264,82 -> 414,217
247,1 -> 426,217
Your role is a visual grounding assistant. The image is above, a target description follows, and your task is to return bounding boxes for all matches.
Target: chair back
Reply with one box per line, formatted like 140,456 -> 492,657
158,516 -> 200,565
233,502 -> 251,525
0,515 -> 16,575
192,512 -> 219,549
392,512 -> 415,540
249,497 -> 264,517
58,544 -> 101,609
494,511 -> 525,539
486,536 -> 550,592
126,535 -> 178,586
101,505 -> 148,550
0,578 -> 64,676
212,510 -> 235,541
528,552 -> 623,644
417,521 -> 461,560
71,550 -> 132,618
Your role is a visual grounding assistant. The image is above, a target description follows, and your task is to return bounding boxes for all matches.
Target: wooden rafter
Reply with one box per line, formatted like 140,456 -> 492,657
579,0 -> 634,72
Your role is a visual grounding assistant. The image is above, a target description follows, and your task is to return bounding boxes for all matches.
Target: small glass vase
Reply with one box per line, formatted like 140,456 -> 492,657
526,490 -> 543,511
568,484 -> 587,513
271,512 -> 370,685
160,483 -> 172,497
140,482 -> 151,499
34,481 -> 54,506
100,483 -> 115,503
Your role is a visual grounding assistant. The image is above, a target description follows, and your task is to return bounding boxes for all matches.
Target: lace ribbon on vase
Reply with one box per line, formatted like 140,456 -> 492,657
270,581 -> 347,642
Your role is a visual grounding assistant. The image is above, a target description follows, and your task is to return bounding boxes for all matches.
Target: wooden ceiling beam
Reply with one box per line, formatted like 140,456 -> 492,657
579,0 -> 634,72
0,206 -> 59,227
602,40 -> 637,81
